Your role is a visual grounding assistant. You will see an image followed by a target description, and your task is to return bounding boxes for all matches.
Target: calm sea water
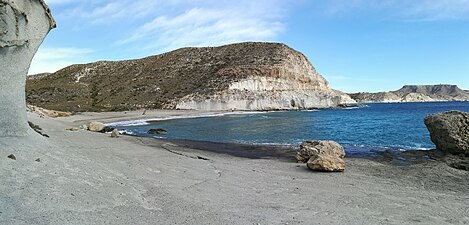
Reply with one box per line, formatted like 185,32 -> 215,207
112,102 -> 469,154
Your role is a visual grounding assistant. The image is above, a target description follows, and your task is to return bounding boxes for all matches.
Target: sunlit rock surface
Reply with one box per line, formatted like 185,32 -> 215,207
26,42 -> 355,112
0,0 -> 55,137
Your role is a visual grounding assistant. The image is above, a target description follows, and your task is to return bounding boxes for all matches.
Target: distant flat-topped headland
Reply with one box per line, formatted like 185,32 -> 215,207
26,42 -> 354,112
349,84 -> 469,103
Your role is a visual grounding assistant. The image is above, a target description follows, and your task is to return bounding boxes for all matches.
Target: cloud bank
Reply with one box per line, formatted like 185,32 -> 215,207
33,0 -> 469,74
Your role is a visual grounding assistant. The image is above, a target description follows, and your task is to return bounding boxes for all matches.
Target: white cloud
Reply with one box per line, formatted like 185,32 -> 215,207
45,0 -> 83,6
117,6 -> 285,52
53,0 -> 182,24
29,47 -> 93,75
406,0 -> 469,21
32,0 -> 287,73
321,0 -> 469,21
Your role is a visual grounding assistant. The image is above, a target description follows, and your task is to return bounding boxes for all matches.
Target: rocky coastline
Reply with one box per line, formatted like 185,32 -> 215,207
1,1 -> 468,224
424,110 -> 469,170
26,42 -> 354,112
349,85 -> 469,103
2,108 -> 467,224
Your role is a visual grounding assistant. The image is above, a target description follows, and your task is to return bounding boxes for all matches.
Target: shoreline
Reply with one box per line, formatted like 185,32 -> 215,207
69,104 -> 363,127
61,108 -> 451,166
105,110 -> 271,126
0,109 -> 466,224
99,107 -> 437,155
136,136 -> 439,166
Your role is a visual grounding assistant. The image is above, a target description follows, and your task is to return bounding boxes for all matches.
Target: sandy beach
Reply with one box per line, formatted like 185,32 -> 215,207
0,110 -> 468,225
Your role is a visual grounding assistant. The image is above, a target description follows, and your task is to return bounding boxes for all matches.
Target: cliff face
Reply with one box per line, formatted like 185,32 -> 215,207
0,0 -> 55,137
26,42 -> 354,112
348,92 -> 401,103
349,85 -> 469,103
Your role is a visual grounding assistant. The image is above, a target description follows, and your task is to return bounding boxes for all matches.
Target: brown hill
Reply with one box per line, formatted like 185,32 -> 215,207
349,85 -> 469,103
26,42 -> 354,112
393,85 -> 465,97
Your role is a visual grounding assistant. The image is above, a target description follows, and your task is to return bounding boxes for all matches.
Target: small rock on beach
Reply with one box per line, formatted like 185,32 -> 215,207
7,154 -> 16,160
111,129 -> 119,138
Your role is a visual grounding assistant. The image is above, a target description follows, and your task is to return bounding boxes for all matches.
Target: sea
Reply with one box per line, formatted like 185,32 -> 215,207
110,102 -> 469,156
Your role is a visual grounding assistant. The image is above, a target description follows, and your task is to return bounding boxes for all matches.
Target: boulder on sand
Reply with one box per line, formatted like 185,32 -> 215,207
424,111 -> 469,156
297,140 -> 345,172
88,122 -> 106,132
307,154 -> 345,172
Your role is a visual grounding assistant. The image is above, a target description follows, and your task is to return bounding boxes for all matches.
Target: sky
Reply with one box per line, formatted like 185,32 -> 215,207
31,0 -> 469,93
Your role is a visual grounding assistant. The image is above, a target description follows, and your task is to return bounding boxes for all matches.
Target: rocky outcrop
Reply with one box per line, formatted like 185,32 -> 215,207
296,140 -> 345,172
27,105 -> 71,118
26,42 -> 354,112
348,92 -> 401,103
424,111 -> 469,156
0,0 -> 55,137
349,85 -> 469,103
401,93 -> 434,102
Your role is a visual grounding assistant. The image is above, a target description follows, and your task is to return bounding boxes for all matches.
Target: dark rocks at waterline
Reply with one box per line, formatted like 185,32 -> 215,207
147,129 -> 168,135
102,126 -> 115,133
296,140 -> 345,172
424,111 -> 469,156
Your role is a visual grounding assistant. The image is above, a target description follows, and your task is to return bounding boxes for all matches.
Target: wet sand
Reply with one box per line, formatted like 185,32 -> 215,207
0,109 -> 468,225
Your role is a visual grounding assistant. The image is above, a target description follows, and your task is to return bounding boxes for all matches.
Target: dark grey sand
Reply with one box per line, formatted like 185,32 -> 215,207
0,110 -> 468,225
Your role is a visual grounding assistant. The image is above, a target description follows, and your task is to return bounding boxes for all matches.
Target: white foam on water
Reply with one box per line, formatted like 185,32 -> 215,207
344,107 -> 360,110
106,111 -> 270,127
118,129 -> 135,135
107,119 -> 150,127
152,136 -> 167,139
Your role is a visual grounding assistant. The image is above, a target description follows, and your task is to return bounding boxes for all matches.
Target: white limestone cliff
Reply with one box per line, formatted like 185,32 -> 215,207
0,0 -> 55,137
176,50 -> 355,110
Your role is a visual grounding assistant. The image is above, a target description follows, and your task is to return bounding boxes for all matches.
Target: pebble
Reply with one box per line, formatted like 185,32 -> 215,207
7,154 -> 16,160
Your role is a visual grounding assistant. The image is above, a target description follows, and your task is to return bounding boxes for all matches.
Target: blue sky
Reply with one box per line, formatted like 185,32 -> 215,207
31,0 -> 469,92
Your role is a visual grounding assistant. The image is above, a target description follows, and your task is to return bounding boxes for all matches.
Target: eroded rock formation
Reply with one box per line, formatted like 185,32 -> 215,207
26,42 -> 355,112
297,140 -> 346,172
424,111 -> 469,156
0,0 -> 55,136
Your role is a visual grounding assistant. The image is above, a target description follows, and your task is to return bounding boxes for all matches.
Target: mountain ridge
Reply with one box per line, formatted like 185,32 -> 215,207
26,42 -> 354,112
349,84 -> 469,103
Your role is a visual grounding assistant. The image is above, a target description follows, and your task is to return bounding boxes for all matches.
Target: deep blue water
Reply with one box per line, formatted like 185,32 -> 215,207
112,102 -> 469,154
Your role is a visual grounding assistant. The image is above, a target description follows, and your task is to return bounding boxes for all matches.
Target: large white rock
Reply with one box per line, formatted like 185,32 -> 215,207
88,122 -> 107,132
175,50 -> 356,111
0,0 -> 55,137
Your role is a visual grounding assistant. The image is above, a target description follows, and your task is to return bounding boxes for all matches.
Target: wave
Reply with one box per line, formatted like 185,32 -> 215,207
108,119 -> 150,127
106,111 -> 269,127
